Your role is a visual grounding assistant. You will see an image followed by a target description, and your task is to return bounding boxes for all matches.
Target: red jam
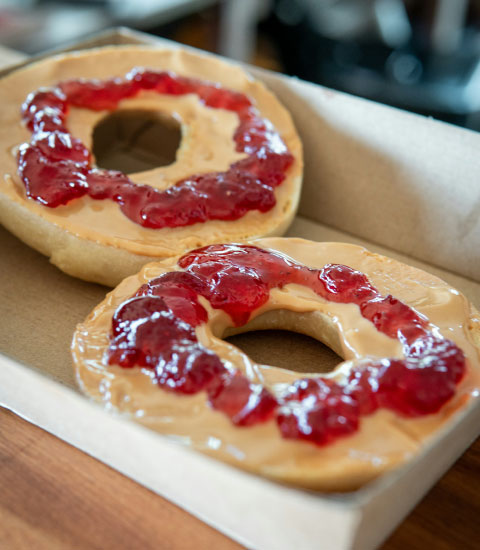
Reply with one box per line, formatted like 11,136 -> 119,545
107,245 -> 466,446
18,69 -> 294,229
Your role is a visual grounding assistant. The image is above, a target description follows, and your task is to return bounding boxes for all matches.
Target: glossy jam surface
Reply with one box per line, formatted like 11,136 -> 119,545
18,70 -> 293,228
107,245 -> 466,445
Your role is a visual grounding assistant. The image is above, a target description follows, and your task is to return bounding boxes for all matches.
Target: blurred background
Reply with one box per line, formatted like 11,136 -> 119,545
1,0 -> 479,130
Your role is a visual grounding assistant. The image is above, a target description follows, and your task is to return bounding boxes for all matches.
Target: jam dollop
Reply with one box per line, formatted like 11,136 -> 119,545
18,69 -> 294,229
107,244 -> 466,446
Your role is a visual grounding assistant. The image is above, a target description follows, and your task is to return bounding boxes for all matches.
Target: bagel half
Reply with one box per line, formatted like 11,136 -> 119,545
72,238 -> 480,491
0,46 -> 302,286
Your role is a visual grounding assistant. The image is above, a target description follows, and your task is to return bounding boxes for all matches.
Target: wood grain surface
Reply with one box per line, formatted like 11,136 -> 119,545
0,408 -> 478,550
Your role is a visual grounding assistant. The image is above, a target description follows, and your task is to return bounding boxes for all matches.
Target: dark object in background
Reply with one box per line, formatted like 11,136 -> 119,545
260,0 -> 480,130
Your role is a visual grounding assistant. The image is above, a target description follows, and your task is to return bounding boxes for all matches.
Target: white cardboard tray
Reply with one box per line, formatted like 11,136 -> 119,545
0,28 -> 479,550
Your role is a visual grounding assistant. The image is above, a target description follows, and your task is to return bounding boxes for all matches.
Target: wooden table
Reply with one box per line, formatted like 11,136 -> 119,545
1,407 -> 478,549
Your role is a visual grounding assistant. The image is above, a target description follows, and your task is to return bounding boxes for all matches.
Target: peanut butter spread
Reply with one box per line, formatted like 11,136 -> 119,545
0,47 -> 303,259
72,239 -> 480,491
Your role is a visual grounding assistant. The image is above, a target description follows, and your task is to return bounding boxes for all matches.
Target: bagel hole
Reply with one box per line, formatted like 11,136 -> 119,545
92,109 -> 182,173
226,330 -> 341,374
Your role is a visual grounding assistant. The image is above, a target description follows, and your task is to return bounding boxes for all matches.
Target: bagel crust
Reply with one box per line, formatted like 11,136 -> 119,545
72,239 -> 480,491
0,46 -> 303,286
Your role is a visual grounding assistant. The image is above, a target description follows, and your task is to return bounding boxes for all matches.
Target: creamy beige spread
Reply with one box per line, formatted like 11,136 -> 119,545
0,47 -> 303,257
72,239 -> 480,491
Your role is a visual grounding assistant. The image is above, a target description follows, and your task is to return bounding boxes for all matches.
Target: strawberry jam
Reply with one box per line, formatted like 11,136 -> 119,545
106,244 -> 467,446
18,69 -> 293,228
